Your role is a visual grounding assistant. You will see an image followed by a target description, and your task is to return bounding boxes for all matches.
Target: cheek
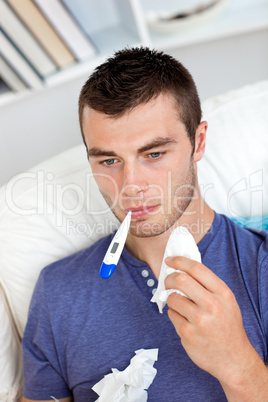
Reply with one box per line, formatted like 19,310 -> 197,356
93,174 -> 120,199
173,156 -> 194,178
166,159 -> 195,191
145,169 -> 169,197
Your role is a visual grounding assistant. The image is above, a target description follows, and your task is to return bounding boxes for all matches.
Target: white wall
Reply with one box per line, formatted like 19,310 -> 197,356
168,28 -> 268,101
1,27 -> 268,187
0,76 -> 85,186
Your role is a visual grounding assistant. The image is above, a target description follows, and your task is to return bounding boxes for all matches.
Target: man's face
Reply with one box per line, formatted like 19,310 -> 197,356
82,93 -> 205,237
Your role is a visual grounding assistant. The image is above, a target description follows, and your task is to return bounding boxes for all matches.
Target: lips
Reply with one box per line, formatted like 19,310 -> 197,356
125,205 -> 159,219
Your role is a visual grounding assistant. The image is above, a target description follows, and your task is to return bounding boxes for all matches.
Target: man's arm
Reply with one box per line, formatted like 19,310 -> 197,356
165,256 -> 268,402
21,397 -> 73,402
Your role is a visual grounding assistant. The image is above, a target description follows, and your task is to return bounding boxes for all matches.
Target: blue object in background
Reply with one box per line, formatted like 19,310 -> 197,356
230,215 -> 268,231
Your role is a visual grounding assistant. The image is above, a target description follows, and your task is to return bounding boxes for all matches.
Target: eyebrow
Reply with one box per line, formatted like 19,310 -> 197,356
87,148 -> 117,158
87,137 -> 177,158
137,137 -> 177,153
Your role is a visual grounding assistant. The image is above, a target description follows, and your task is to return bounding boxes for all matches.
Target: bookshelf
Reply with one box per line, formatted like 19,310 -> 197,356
1,0 -> 267,98
0,0 -> 149,98
1,0 -> 268,187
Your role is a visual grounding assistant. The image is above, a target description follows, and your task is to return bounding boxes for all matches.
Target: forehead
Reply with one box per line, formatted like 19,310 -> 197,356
82,93 -> 187,149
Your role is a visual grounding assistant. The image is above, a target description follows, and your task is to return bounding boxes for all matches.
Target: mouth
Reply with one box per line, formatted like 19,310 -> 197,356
124,205 -> 160,220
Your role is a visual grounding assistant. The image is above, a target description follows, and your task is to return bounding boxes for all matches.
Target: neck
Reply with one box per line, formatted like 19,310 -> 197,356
125,189 -> 214,279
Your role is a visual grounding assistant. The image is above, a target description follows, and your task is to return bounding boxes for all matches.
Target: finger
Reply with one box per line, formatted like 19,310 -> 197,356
167,303 -> 191,339
165,256 -> 227,294
167,291 -> 197,324
165,271 -> 209,306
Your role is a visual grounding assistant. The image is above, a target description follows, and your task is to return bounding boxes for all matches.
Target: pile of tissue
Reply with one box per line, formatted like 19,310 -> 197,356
92,349 -> 158,402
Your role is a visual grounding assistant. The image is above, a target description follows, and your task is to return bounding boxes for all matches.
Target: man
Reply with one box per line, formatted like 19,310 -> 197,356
22,47 -> 268,401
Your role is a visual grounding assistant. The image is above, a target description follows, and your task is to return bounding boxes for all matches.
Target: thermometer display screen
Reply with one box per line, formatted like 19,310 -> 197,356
111,242 -> 119,254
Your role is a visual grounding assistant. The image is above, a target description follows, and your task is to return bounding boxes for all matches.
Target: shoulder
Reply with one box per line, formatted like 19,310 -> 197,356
215,213 -> 268,292
217,213 -> 268,252
202,212 -> 268,283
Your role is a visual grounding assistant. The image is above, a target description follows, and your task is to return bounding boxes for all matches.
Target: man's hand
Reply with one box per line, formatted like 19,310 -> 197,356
164,256 -> 268,401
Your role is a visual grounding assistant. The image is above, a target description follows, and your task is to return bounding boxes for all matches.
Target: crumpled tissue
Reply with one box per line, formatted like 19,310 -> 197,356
92,348 -> 158,401
151,226 -> 201,313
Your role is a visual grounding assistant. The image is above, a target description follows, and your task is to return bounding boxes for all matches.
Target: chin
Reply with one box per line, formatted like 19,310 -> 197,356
129,216 -> 177,238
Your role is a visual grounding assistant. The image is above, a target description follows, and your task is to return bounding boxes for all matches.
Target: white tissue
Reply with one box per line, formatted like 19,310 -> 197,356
151,226 -> 201,313
92,348 -> 158,401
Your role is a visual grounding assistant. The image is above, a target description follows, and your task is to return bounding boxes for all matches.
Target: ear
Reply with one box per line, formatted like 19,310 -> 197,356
193,121 -> 208,162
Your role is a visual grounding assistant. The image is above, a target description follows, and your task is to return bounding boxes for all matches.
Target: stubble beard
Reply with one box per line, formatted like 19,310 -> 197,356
100,162 -> 197,238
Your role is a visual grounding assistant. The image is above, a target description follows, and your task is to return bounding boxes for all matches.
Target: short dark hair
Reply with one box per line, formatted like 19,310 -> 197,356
79,47 -> 202,149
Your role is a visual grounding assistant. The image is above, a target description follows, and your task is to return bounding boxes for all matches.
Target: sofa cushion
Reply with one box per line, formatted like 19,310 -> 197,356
198,80 -> 268,218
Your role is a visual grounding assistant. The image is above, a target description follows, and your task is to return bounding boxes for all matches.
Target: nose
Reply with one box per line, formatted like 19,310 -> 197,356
122,163 -> 148,197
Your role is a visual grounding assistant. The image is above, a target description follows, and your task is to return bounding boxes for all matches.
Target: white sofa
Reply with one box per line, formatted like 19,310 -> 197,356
1,81 -> 268,401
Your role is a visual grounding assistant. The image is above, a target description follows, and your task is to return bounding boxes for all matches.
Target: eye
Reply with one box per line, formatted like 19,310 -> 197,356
100,158 -> 118,166
148,152 -> 163,159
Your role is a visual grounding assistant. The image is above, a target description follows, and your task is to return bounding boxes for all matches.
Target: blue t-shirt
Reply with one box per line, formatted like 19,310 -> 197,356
22,213 -> 268,401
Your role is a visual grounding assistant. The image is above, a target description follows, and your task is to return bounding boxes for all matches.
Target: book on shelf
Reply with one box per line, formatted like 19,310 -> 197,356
61,0 -> 98,42
32,0 -> 96,61
0,56 -> 28,92
6,0 -> 76,69
0,77 -> 11,95
0,0 -> 57,78
0,31 -> 43,89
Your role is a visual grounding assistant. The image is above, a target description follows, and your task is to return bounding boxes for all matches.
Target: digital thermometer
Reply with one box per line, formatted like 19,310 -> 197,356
99,211 -> 132,278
